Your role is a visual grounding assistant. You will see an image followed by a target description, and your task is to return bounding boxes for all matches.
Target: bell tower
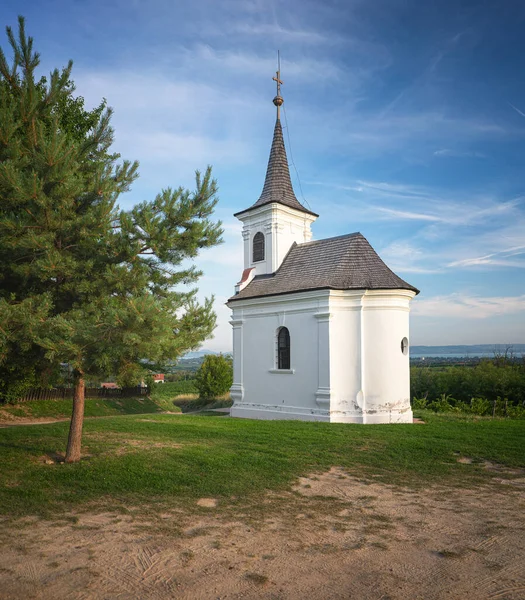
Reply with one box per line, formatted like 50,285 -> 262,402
234,64 -> 318,289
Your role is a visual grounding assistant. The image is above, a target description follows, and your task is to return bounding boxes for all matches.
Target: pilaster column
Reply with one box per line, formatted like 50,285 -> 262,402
241,229 -> 250,270
230,318 -> 245,403
356,296 -> 366,418
314,312 -> 332,411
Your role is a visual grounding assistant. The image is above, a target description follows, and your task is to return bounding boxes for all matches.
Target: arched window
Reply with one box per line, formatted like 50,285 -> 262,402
401,337 -> 409,355
277,327 -> 291,370
253,232 -> 265,262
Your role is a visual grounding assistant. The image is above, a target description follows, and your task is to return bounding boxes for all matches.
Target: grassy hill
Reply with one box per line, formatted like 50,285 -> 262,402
0,380 -> 230,422
0,395 -> 180,422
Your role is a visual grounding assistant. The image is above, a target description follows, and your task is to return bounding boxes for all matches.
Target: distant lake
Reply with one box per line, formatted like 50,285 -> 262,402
409,344 -> 524,359
410,352 -> 495,358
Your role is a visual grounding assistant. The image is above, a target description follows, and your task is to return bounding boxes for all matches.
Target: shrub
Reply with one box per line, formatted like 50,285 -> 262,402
507,404 -> 525,419
427,394 -> 458,413
0,363 -> 40,404
470,397 -> 491,416
411,361 -> 525,407
454,400 -> 471,413
411,370 -> 525,419
411,397 -> 428,409
194,354 -> 233,399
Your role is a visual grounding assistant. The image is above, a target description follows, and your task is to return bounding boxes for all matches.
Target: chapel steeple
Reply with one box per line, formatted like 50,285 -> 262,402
234,65 -> 318,219
233,64 -> 318,280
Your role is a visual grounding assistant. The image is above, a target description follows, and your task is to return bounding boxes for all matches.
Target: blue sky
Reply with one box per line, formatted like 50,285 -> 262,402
2,0 -> 525,351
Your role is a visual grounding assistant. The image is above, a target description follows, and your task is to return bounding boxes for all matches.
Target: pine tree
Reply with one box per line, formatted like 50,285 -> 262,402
0,17 -> 223,462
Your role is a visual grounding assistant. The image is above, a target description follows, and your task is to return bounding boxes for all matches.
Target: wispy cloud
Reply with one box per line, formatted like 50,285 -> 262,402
231,23 -> 330,44
126,131 -> 251,165
447,245 -> 525,269
305,180 -> 365,193
508,102 -> 525,118
317,178 -> 521,227
379,241 -> 442,274
190,45 -> 342,81
439,216 -> 525,271
311,176 -> 524,276
433,148 -> 486,158
356,180 -> 432,200
383,198 -> 521,227
378,30 -> 469,119
73,68 -> 266,178
302,109 -> 520,160
412,294 -> 525,319
75,69 -> 260,122
374,207 -> 442,222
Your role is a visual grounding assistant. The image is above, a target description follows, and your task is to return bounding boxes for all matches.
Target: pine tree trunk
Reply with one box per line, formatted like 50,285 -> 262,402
65,372 -> 85,463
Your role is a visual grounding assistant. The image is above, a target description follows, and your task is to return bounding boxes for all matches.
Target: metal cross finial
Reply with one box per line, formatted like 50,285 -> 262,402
273,70 -> 283,97
272,52 -> 284,118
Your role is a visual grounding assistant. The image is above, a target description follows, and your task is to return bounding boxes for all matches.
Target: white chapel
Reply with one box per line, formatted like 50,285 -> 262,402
227,73 -> 420,424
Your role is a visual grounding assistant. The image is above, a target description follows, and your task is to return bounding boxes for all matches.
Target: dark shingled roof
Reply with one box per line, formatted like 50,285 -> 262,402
234,118 -> 318,218
229,232 -> 419,301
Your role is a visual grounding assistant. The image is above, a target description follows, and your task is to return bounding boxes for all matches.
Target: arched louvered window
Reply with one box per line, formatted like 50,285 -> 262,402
253,232 -> 265,262
277,327 -> 291,370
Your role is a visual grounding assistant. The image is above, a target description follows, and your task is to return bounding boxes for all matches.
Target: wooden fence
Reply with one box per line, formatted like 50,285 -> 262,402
16,386 -> 150,402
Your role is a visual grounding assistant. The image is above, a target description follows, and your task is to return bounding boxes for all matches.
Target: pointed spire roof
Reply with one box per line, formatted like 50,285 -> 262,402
234,68 -> 318,219
234,117 -> 318,218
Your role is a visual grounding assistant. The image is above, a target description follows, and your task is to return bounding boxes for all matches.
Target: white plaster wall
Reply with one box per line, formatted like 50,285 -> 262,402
228,291 -> 331,421
327,293 -> 363,421
360,291 -> 414,423
228,289 -> 415,424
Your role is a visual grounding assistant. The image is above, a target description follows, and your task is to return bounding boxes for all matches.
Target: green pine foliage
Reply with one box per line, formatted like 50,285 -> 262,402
194,354 -> 233,399
0,19 -> 223,406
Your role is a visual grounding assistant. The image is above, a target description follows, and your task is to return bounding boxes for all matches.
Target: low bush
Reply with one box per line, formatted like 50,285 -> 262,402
470,397 -> 491,416
411,394 -> 524,419
194,354 -> 233,399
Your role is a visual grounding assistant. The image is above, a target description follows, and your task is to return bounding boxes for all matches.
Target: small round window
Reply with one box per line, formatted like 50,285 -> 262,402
401,337 -> 409,355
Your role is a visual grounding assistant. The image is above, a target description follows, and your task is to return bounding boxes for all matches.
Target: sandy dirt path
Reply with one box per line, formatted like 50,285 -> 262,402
1,468 -> 524,600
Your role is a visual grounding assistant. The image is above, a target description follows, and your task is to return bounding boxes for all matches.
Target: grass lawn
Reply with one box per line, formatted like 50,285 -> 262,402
0,395 -> 179,420
151,380 -> 232,412
172,395 -> 233,413
151,380 -> 198,399
1,410 -> 524,519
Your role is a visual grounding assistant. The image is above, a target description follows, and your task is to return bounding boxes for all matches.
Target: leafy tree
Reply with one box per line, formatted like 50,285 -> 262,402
0,17 -> 223,461
195,354 -> 233,399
